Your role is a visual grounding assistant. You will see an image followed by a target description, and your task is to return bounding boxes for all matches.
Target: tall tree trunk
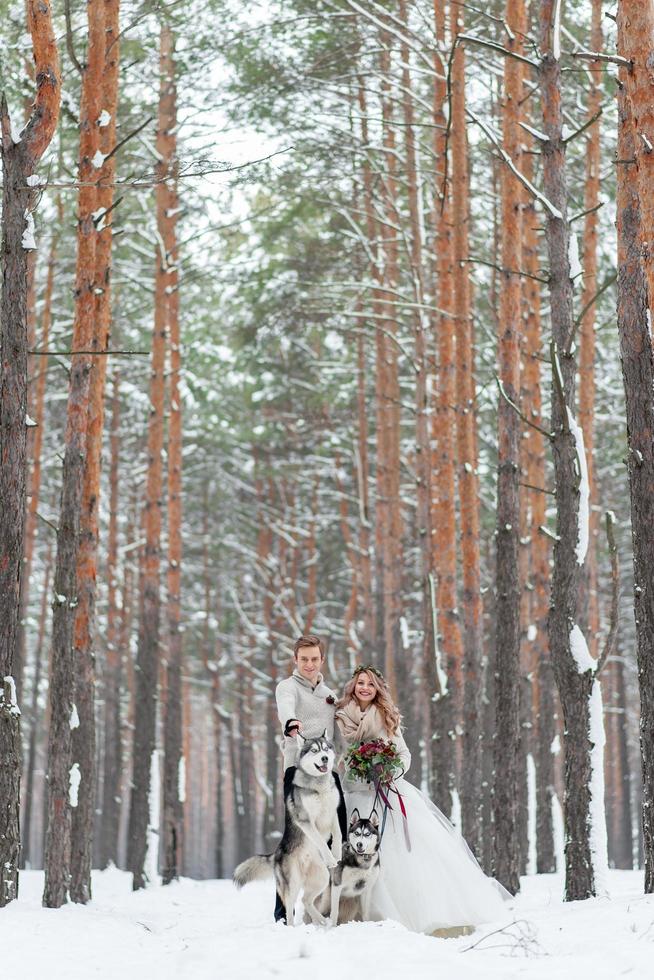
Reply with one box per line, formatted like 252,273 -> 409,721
540,0 -> 605,902
100,374 -> 122,868
613,655 -> 634,869
22,545 -> 51,868
0,0 -> 59,909
44,0 -> 103,909
127,22 -> 176,890
377,25 -> 403,698
357,77 -> 385,675
18,200 -> 60,708
397,0 -> 434,767
70,0 -> 121,903
451,8 -> 484,854
578,0 -> 602,657
161,28 -> 183,885
355,313 -> 374,656
427,0 -> 461,815
615,8 -> 654,889
493,0 -> 526,896
521,141 -> 556,874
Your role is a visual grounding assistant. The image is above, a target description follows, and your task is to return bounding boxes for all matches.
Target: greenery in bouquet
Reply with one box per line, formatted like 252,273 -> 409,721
344,738 -> 405,786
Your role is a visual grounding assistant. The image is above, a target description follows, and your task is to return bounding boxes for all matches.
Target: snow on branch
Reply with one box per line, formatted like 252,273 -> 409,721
466,108 -> 564,219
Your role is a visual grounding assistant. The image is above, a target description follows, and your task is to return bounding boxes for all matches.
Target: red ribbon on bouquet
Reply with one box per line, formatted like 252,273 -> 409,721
375,779 -> 412,852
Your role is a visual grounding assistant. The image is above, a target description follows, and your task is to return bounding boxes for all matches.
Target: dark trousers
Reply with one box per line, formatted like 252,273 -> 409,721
273,767 -> 347,923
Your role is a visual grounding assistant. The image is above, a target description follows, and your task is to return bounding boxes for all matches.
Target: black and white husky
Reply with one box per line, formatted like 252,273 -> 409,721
318,808 -> 382,925
233,733 -> 344,926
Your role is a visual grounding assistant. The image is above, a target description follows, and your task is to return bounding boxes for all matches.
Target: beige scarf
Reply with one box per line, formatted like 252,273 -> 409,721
335,699 -> 387,744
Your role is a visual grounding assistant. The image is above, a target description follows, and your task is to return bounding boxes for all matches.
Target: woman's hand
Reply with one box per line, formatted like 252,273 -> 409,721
284,718 -> 303,737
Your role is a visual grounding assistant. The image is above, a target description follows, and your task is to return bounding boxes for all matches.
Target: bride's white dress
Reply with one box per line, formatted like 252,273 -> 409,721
339,723 -> 510,934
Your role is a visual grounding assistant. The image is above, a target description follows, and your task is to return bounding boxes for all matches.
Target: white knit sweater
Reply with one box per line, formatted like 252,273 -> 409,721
275,670 -> 337,770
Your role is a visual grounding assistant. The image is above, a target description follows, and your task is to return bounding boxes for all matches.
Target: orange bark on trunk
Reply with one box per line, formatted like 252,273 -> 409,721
493,0 -> 526,896
71,0 -> 121,903
377,27 -> 403,698
451,7 -> 484,850
44,0 -> 103,909
426,1 -> 462,811
357,78 -> 383,664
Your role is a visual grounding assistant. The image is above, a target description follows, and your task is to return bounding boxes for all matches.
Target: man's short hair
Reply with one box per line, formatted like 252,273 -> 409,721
293,634 -> 325,658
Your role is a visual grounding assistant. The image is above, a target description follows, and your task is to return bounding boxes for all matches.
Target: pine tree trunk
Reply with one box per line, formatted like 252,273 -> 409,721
520,139 -> 556,874
127,25 -> 175,891
22,546 -> 51,868
578,0 -> 602,657
357,77 -> 385,674
451,7 -> 484,855
614,655 -> 634,869
18,202 -> 60,710
161,27 -> 183,884
44,0 -> 103,908
355,319 -> 374,655
539,1 -> 600,902
427,0 -> 461,815
100,375 -> 122,868
397,0 -> 434,760
70,0 -> 121,902
614,17 -> 654,888
493,0 -> 526,896
377,27 -> 403,698
0,0 -> 59,909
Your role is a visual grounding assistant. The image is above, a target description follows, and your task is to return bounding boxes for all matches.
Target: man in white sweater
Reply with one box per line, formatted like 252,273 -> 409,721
275,634 -> 338,770
273,634 -> 346,922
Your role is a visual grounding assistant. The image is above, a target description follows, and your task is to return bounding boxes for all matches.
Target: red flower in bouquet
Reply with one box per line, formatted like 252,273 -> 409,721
344,738 -> 405,787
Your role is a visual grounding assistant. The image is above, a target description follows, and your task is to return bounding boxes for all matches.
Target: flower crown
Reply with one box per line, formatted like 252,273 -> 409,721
352,664 -> 385,681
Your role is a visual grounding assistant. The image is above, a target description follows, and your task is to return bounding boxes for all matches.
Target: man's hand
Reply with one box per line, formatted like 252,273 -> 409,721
284,719 -> 303,738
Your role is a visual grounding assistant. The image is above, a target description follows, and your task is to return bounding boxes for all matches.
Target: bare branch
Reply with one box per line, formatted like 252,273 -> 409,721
496,378 -> 553,440
64,0 -> 83,75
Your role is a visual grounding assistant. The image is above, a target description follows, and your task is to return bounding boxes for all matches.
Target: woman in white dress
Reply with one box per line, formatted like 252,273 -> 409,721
335,665 -> 510,936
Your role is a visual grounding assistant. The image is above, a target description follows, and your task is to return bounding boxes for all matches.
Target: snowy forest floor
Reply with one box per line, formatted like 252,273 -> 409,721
6,869 -> 653,979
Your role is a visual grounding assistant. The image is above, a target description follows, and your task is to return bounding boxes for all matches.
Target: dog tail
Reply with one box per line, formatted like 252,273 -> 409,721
233,854 -> 274,888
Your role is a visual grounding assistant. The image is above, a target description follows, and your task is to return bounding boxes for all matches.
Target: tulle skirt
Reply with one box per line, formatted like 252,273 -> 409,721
344,778 -> 511,935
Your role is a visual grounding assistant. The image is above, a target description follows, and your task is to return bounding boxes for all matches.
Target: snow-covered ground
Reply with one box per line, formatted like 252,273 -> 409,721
5,869 -> 653,979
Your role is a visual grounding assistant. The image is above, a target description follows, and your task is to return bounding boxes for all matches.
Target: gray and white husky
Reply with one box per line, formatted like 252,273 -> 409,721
318,808 -> 381,925
233,732 -> 343,926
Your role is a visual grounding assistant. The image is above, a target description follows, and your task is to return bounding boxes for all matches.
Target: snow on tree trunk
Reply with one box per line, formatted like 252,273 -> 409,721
0,0 -> 59,909
539,0 -> 602,902
614,21 -> 654,890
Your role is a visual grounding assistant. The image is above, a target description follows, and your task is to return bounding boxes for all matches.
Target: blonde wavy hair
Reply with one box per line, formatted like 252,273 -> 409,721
336,668 -> 402,736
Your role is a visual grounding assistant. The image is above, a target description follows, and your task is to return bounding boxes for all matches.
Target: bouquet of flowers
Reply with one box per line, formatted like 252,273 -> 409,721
344,738 -> 405,787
